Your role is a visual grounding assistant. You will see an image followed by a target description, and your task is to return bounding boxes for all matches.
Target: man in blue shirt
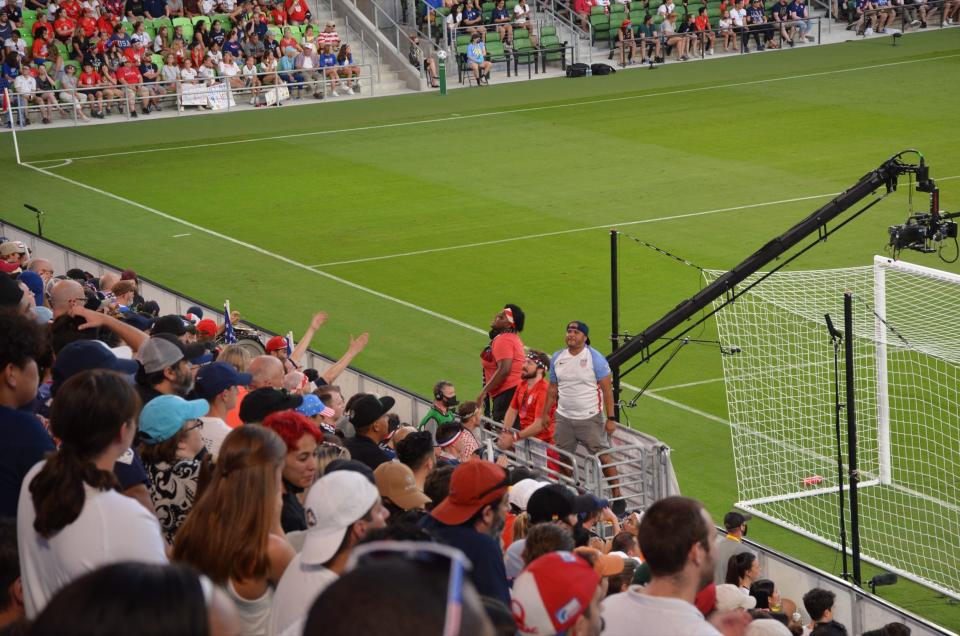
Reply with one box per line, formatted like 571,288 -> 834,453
422,461 -> 511,606
744,0 -> 768,50
465,32 -> 491,85
0,310 -> 54,518
787,0 -> 815,41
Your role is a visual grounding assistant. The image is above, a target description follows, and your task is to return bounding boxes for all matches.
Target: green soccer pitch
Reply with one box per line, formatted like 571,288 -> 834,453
3,27 -> 959,630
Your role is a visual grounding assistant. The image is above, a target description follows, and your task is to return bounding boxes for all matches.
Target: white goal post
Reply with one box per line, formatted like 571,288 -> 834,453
708,256 -> 960,600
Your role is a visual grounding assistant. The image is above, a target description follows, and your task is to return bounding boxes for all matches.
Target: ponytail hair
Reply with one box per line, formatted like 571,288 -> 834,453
30,370 -> 140,538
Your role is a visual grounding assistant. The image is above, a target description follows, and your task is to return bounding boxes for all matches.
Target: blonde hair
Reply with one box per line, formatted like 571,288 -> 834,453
217,344 -> 252,372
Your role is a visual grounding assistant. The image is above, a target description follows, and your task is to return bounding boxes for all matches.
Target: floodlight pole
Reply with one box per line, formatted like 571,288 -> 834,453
844,292 -> 863,586
610,229 -> 621,421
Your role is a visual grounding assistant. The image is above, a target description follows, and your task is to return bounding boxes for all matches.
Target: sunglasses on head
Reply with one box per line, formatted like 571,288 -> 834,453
347,541 -> 472,636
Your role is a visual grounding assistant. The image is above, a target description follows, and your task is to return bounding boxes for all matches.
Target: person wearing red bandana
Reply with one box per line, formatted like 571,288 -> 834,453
477,304 -> 525,422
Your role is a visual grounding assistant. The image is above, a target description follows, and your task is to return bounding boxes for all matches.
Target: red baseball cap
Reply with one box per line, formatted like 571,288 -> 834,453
196,319 -> 218,338
265,335 -> 287,352
511,551 -> 599,635
430,461 -> 508,526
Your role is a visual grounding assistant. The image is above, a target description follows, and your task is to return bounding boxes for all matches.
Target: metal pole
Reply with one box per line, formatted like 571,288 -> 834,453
843,291 -> 862,587
610,229 -> 621,421
5,89 -> 21,165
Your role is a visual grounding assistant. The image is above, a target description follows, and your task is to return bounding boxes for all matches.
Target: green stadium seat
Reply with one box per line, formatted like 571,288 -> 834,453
540,33 -> 565,68
540,25 -> 557,37
144,23 -> 157,40
512,36 -> 537,73
486,31 -> 501,43
63,59 -> 81,73
21,35 -> 33,51
513,27 -> 529,39
151,53 -> 164,68
192,15 -> 211,27
53,41 -> 68,58
213,13 -> 233,29
172,17 -> 194,42
21,8 -> 36,19
505,0 -> 518,9
589,13 -> 610,42
267,25 -> 283,39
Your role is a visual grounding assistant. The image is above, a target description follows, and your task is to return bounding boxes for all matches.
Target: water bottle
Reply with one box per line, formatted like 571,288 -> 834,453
586,65 -> 592,76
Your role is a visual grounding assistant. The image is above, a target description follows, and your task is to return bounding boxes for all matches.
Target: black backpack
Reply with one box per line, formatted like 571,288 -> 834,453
591,63 -> 616,75
566,62 -> 589,77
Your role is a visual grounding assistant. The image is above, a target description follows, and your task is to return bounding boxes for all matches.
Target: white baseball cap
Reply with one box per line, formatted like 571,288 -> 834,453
509,479 -> 549,512
715,584 -> 758,612
301,470 -> 379,565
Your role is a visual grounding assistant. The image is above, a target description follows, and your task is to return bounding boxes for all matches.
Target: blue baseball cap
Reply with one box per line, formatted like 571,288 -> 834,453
139,395 -> 210,444
194,361 -> 252,400
296,394 -> 336,418
52,340 -> 140,396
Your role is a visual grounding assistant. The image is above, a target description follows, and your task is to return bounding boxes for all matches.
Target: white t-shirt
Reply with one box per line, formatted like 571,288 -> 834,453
198,64 -> 216,81
200,416 -> 232,459
602,587 -> 723,636
181,66 -> 198,81
132,32 -> 151,47
658,1 -> 676,14
4,37 -> 26,57
17,461 -> 168,618
549,346 -> 611,420
513,2 -> 531,19
268,554 -> 338,636
14,74 -> 36,94
730,7 -> 747,25
219,61 -> 239,77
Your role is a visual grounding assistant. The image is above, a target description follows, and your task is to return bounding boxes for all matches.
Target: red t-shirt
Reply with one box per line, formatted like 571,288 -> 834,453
509,378 -> 556,442
279,36 -> 297,50
54,17 -> 76,38
31,38 -> 49,59
286,0 -> 308,21
79,70 -> 100,86
123,46 -> 143,64
61,0 -> 83,19
270,7 -> 287,24
78,16 -> 97,36
116,65 -> 142,84
481,332 -> 524,396
97,15 -> 115,33
695,14 -> 710,30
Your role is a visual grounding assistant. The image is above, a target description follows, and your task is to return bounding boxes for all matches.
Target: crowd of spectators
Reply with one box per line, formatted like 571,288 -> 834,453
0,238 -> 923,636
0,0 -> 363,126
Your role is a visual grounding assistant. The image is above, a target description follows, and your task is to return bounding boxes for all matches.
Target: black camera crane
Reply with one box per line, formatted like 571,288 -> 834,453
607,150 -> 943,376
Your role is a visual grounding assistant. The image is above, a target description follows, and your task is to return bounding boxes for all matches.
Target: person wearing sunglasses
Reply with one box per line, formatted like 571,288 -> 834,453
137,394 -> 210,544
304,541 -> 496,636
269,469 -> 389,636
424,461 -> 512,606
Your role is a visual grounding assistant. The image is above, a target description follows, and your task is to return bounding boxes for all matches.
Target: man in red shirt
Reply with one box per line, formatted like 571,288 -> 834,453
498,351 -> 556,447
78,10 -> 98,37
285,0 -> 309,23
270,4 -> 287,24
116,58 -> 149,116
61,0 -> 83,19
477,304 -> 525,422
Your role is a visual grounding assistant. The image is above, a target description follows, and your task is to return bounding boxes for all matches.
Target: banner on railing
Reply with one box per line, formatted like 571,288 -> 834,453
180,81 -> 237,110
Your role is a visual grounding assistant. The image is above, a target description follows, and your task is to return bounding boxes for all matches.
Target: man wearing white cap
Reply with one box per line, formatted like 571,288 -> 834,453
268,470 -> 389,636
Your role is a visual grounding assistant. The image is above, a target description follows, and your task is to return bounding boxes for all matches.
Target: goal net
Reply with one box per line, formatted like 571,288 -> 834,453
708,255 -> 960,600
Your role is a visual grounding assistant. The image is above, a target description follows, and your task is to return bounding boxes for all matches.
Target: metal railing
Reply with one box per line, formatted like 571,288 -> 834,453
2,64 -> 374,127
846,0 -> 953,33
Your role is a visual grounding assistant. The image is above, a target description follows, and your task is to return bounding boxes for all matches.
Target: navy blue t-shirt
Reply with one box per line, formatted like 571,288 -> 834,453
223,40 -> 242,58
492,7 -> 509,20
787,1 -> 805,16
421,516 -> 511,606
114,447 -> 151,490
464,8 -> 481,21
747,6 -> 765,21
0,405 -> 55,518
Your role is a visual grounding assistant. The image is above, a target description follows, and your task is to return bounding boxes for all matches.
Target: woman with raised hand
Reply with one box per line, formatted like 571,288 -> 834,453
173,425 -> 295,636
17,369 -> 167,619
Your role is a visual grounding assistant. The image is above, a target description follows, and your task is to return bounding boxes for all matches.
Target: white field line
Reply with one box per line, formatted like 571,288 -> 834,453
20,162 -> 488,336
647,377 -> 726,392
23,53 -> 960,165
307,173 -> 960,267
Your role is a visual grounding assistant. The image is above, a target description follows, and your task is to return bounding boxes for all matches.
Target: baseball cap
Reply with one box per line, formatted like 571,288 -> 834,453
264,335 -> 287,352
52,340 -> 140,395
430,461 -> 509,526
238,387 -> 303,423
195,318 -> 218,338
509,479 -> 549,512
349,394 -> 396,429
153,314 -> 195,337
573,546 -> 625,577
723,511 -> 752,530
715,583 -> 757,611
0,242 -> 25,257
296,393 -> 336,418
573,494 -> 608,516
374,461 -> 431,511
324,459 -> 375,483
511,551 -> 599,636
301,470 -> 380,565
194,361 -> 252,400
139,394 -> 209,444
136,334 -> 206,373
526,484 -> 576,524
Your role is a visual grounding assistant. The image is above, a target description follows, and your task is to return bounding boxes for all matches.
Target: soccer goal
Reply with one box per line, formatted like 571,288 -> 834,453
708,255 -> 960,600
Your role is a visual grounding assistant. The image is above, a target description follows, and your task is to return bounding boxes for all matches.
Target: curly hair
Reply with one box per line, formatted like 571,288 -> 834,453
0,309 -> 47,370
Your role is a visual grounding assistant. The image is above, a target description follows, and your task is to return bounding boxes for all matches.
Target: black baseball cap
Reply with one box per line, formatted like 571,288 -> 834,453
239,387 -> 303,423
527,484 -> 576,524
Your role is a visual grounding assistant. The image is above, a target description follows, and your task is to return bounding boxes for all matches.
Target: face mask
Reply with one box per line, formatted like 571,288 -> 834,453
444,395 -> 459,407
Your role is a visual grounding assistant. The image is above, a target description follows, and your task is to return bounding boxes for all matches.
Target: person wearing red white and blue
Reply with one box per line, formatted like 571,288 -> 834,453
537,320 -> 627,515
511,551 -> 604,636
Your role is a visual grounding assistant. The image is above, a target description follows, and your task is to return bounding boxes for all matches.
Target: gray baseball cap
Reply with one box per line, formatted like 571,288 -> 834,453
136,334 -> 206,374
